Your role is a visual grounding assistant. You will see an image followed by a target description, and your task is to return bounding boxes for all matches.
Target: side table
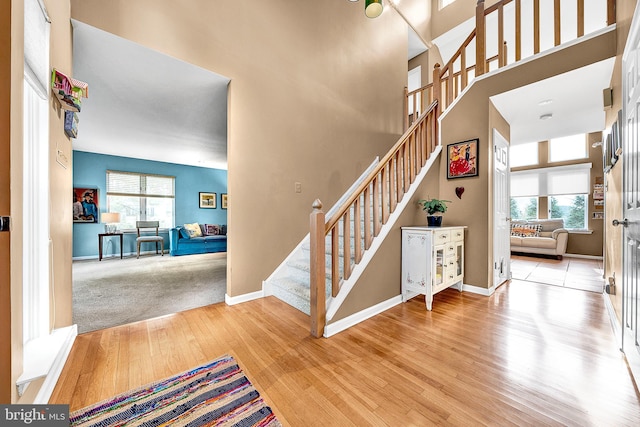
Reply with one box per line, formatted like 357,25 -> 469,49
99,232 -> 123,261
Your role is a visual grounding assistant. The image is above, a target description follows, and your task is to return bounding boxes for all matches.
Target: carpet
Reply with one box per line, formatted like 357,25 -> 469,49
73,252 -> 227,333
70,355 -> 281,427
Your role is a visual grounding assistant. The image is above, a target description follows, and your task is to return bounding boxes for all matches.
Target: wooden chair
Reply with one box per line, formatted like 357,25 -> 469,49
136,220 -> 164,259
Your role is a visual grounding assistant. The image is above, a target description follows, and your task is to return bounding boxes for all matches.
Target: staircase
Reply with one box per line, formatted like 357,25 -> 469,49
267,0 -> 617,337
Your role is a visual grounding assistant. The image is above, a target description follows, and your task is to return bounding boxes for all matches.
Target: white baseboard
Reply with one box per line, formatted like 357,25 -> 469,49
34,325 -> 77,403
324,295 -> 403,338
461,283 -> 495,296
225,290 -> 264,306
603,292 -> 622,350
564,253 -> 604,260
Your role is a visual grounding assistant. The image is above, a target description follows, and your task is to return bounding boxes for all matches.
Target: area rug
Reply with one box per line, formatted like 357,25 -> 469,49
69,355 -> 281,426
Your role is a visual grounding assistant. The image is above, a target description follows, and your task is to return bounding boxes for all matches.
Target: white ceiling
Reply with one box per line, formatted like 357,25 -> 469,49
71,20 -> 230,170
490,57 -> 615,145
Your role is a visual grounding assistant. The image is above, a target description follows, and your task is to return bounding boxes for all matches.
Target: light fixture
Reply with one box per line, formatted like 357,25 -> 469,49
101,212 -> 121,234
538,99 -> 553,106
365,0 -> 383,18
539,113 -> 553,120
592,141 -> 603,148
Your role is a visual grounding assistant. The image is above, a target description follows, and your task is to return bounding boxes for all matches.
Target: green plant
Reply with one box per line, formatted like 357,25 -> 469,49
418,197 -> 451,215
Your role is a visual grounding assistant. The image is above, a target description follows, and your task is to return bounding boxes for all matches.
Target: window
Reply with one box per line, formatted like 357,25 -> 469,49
510,142 -> 538,168
106,171 -> 175,230
549,134 -> 587,162
511,197 -> 538,220
511,163 -> 591,197
440,0 -> 456,9
549,194 -> 588,229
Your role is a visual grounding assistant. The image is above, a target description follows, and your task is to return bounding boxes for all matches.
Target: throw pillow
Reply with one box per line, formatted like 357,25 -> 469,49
184,222 -> 203,238
511,224 -> 541,237
177,226 -> 190,239
204,224 -> 220,235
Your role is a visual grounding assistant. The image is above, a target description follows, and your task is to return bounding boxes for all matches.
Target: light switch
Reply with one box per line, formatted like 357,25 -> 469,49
295,182 -> 302,193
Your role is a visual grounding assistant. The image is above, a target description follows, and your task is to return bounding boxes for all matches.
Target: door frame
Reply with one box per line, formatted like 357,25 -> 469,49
492,129 -> 511,289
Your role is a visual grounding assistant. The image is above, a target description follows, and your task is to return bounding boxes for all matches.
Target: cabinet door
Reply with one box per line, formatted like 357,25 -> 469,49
454,240 -> 464,280
402,231 -> 432,299
433,244 -> 445,288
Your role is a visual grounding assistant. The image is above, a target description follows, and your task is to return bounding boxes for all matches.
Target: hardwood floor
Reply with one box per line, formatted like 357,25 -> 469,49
50,280 -> 640,426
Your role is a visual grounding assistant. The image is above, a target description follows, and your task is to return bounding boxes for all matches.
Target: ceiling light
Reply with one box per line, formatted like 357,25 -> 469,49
539,113 -> 553,120
538,99 -> 553,106
365,0 -> 383,18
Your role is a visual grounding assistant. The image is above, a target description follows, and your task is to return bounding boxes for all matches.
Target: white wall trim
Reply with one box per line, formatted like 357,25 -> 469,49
324,296 -> 403,338
462,283 -> 495,296
564,253 -> 603,260
37,325 -> 76,403
603,293 -> 622,350
15,325 -> 77,403
225,290 -> 263,306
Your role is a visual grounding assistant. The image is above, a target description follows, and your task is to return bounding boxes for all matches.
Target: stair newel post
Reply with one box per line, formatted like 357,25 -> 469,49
432,63 -> 441,115
310,199 -> 326,338
403,86 -> 409,131
475,0 -> 486,76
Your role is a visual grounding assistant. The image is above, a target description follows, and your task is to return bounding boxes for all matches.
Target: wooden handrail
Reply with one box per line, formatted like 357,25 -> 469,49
310,100 -> 439,337
326,100 -> 438,231
405,0 -> 617,129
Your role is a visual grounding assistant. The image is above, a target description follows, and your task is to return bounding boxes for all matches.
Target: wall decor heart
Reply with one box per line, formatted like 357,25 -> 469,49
455,187 -> 464,199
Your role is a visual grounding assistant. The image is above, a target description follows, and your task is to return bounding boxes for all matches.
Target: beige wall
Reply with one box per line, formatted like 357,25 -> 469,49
70,1 -> 410,302
1,0 -> 12,404
604,0 -> 639,322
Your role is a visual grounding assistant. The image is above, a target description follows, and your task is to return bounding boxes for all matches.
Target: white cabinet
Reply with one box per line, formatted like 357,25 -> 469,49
401,226 -> 465,310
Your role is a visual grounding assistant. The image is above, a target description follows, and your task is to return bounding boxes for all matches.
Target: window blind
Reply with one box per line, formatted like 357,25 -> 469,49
106,171 -> 175,198
24,0 -> 50,98
511,163 -> 591,197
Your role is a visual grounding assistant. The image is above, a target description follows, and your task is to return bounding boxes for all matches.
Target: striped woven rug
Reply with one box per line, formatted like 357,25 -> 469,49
70,355 -> 281,426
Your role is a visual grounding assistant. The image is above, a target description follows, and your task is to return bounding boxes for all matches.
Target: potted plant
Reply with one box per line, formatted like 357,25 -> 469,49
418,197 -> 451,227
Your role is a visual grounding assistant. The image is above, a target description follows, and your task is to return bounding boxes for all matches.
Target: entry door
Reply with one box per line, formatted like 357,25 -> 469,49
493,129 -> 511,288
621,4 -> 640,383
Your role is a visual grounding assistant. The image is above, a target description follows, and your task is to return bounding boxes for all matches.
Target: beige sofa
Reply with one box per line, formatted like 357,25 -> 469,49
510,218 -> 569,259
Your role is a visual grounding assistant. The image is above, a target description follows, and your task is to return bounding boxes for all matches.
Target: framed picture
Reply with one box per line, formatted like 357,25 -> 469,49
199,192 -> 217,209
73,188 -> 99,223
447,138 -> 479,179
221,193 -> 228,209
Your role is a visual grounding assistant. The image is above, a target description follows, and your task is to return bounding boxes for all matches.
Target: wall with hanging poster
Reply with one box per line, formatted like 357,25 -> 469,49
73,188 -> 98,223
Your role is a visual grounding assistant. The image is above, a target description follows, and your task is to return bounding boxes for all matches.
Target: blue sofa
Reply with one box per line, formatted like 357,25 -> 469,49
169,224 -> 227,256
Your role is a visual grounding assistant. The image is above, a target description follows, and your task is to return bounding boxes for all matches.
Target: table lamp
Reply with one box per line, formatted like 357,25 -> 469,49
101,212 -> 120,234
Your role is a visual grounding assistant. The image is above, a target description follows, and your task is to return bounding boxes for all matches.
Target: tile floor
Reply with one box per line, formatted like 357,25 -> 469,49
510,254 -> 605,293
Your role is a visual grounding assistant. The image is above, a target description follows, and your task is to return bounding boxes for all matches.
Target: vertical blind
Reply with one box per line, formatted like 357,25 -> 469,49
511,163 -> 592,197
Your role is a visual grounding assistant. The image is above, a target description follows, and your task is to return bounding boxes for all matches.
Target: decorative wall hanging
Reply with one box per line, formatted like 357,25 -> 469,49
51,68 -> 88,112
455,187 -> 465,199
73,188 -> 98,223
199,192 -> 217,209
447,139 -> 479,179
221,193 -> 228,209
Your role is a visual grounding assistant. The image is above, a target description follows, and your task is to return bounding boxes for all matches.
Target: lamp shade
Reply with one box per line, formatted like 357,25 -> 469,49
101,212 -> 120,223
365,0 -> 383,18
